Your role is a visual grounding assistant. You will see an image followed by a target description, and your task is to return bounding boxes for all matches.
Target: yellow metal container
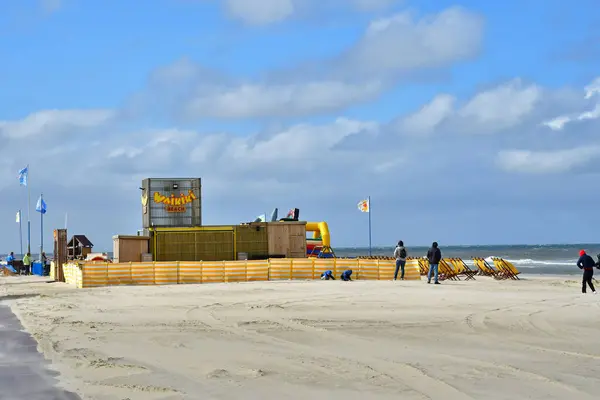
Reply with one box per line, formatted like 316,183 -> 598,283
150,226 -> 235,261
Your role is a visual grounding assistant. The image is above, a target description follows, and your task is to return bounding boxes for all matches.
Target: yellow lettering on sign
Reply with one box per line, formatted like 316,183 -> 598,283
153,190 -> 197,213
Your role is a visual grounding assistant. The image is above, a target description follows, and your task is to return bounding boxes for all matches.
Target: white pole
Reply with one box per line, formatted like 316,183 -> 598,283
27,164 -> 31,255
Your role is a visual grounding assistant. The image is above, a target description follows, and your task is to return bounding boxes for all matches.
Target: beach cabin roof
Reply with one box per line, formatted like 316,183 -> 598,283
67,235 -> 94,248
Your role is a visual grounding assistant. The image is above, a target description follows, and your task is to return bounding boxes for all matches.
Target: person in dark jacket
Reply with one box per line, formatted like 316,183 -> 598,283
340,269 -> 352,281
320,270 -> 335,280
577,250 -> 597,294
426,242 -> 442,284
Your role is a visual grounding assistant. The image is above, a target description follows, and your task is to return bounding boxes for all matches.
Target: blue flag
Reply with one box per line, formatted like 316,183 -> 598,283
18,166 -> 28,187
36,196 -> 47,214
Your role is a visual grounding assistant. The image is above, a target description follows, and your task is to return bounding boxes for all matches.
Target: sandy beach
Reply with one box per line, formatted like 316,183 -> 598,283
1,275 -> 599,400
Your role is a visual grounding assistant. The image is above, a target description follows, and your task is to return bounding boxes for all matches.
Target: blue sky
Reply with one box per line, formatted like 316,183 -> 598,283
1,0 -> 599,253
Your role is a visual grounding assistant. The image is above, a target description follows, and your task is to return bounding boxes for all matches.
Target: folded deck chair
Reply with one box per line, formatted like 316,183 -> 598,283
472,258 -> 504,280
502,259 -> 521,280
439,259 -> 460,281
492,258 -> 520,280
449,258 -> 477,281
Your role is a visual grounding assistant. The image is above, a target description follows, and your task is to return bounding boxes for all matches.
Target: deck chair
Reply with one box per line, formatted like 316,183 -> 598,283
472,258 -> 504,280
492,258 -> 520,280
498,258 -> 521,280
493,259 -> 515,280
439,259 -> 461,281
449,258 -> 477,281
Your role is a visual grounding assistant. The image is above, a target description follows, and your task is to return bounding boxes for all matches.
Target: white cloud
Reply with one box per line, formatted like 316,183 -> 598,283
578,103 -> 600,121
389,79 -> 543,136
2,75 -> 600,251
185,81 -> 382,119
541,76 -> 600,131
0,109 -> 115,139
395,94 -> 455,135
225,0 -> 294,26
341,7 -> 484,77
457,79 -> 541,132
217,0 -> 402,25
497,146 -> 600,174
584,77 -> 600,99
229,118 -> 378,163
542,116 -> 571,131
185,118 -> 382,180
168,6 -> 484,119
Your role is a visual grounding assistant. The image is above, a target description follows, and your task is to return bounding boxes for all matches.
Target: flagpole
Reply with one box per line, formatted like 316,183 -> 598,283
368,196 -> 372,257
40,193 -> 44,261
27,164 -> 31,255
18,210 -> 23,258
65,212 -> 68,230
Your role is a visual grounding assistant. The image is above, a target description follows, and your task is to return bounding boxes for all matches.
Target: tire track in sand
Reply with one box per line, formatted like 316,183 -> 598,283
187,306 -> 474,400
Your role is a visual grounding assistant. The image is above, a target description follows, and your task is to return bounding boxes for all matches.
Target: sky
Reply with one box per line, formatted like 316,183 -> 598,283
1,0 -> 600,253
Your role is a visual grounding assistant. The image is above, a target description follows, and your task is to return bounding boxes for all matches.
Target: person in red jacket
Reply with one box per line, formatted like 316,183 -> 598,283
577,250 -> 597,294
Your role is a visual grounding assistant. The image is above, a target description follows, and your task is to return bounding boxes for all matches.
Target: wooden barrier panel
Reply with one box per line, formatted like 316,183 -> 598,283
269,258 -> 292,280
201,261 -> 225,283
313,259 -> 336,278
291,258 -> 314,280
358,259 -> 379,280
404,259 -> 421,280
377,260 -> 395,280
71,256 -> 426,288
224,261 -> 247,283
75,265 -> 83,288
107,262 -> 132,285
64,264 -> 83,288
154,262 -> 178,285
334,259 -> 357,279
63,263 -> 82,287
62,263 -> 72,284
178,262 -> 202,284
81,263 -> 108,288
131,262 -> 155,285
246,260 -> 269,282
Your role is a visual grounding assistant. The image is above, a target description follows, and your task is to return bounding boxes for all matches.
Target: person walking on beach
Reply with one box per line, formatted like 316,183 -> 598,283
393,241 -> 407,280
577,250 -> 597,294
426,242 -> 441,284
22,252 -> 32,275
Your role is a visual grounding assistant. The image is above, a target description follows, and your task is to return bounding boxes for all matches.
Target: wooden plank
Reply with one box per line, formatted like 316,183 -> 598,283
267,224 -> 289,256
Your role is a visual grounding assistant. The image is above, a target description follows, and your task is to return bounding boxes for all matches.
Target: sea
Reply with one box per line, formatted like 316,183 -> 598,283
335,244 -> 600,276
2,244 -> 596,275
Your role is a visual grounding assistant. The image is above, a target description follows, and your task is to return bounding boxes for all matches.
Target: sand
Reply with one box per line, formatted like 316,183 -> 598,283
1,275 -> 599,400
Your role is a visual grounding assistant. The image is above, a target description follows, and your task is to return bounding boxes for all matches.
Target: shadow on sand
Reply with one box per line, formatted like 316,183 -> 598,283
0,305 -> 81,399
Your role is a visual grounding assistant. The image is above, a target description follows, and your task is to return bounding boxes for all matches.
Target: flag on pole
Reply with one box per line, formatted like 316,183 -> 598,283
36,196 -> 47,214
357,198 -> 370,213
16,210 -> 20,223
18,166 -> 28,186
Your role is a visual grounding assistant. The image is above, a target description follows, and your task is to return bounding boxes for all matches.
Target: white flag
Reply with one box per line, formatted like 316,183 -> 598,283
16,210 -> 20,223
357,199 -> 370,213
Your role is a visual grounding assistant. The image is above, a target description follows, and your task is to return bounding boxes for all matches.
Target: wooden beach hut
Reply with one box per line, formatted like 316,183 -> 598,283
67,235 -> 94,259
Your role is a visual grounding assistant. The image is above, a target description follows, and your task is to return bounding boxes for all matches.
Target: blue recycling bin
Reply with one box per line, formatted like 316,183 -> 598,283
31,262 -> 44,276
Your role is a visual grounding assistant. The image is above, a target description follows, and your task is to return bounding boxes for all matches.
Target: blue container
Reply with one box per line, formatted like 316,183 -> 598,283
31,262 -> 44,276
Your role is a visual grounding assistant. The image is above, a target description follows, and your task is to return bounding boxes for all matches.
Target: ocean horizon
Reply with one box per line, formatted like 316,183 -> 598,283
3,243 -> 596,275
